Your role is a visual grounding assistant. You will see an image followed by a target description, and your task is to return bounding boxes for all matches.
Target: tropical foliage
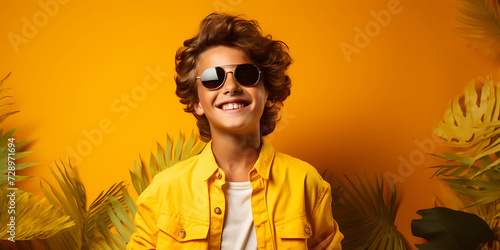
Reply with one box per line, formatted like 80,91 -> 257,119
129,131 -> 205,195
1,161 -> 135,250
0,65 -> 205,250
0,183 -> 74,241
412,1 -> 500,248
0,73 -> 74,248
331,174 -> 407,250
0,74 -> 204,249
0,73 -> 37,185
34,161 -> 133,249
0,128 -> 205,249
434,79 -> 500,177
99,131 -> 206,247
456,0 -> 500,60
412,207 -> 494,249
413,81 -> 500,249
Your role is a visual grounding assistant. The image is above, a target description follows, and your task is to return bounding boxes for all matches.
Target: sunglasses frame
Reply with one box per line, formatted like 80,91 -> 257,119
196,63 -> 262,90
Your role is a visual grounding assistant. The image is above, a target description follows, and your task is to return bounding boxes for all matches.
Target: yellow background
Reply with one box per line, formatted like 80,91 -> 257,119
1,0 -> 497,248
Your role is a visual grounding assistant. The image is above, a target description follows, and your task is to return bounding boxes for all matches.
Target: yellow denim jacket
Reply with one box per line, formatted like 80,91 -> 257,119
127,139 -> 343,249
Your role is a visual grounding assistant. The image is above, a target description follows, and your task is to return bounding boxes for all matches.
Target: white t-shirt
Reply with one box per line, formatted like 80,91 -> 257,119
220,181 -> 258,250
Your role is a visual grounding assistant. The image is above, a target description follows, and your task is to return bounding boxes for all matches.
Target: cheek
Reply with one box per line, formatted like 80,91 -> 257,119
198,89 -> 217,107
256,86 -> 269,104
195,85 -> 207,102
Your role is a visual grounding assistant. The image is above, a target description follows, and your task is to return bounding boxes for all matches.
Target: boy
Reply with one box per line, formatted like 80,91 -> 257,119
127,13 -> 343,249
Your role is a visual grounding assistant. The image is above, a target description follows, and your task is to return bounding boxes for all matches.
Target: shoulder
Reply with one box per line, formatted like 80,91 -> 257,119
136,155 -> 200,201
273,151 -> 325,183
271,151 -> 329,196
268,149 -> 331,220
152,155 -> 200,184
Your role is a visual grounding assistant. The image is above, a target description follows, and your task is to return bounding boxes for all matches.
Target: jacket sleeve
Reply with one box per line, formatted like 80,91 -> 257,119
309,180 -> 343,250
126,180 -> 160,250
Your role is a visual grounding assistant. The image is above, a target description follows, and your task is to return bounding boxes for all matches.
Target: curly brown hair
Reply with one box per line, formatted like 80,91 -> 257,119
175,12 -> 292,142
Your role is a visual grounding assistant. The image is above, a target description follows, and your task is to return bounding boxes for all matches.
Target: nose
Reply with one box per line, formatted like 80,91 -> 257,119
221,71 -> 242,94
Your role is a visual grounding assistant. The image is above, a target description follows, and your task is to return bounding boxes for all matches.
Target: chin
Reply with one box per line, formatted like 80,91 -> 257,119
220,121 -> 256,133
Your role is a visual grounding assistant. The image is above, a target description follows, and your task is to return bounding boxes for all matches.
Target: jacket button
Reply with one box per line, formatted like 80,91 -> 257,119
215,171 -> 222,179
214,207 -> 222,214
179,229 -> 186,238
304,225 -> 311,235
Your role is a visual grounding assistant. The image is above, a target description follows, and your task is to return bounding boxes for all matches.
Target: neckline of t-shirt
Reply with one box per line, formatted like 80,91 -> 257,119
226,181 -> 252,189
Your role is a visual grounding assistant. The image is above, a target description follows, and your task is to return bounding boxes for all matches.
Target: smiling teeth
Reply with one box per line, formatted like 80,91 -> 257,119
222,103 -> 245,110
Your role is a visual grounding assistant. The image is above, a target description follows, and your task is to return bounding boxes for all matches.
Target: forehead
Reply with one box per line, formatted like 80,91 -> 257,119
197,46 -> 252,73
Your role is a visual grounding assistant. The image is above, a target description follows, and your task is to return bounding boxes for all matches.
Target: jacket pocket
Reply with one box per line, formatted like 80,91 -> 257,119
275,211 -> 312,250
156,211 -> 209,250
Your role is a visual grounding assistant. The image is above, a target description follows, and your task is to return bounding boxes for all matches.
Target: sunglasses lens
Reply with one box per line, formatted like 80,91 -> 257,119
200,66 -> 226,89
235,64 -> 260,86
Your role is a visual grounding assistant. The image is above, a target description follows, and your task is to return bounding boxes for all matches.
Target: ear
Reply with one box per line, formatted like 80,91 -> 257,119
265,99 -> 274,108
194,101 -> 205,116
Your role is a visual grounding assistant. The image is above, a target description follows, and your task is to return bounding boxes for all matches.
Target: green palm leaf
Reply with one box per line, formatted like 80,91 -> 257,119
429,153 -> 488,180
5,131 -> 205,249
431,81 -> 500,248
0,73 -> 37,186
130,131 -> 205,195
97,131 -> 205,247
442,165 -> 500,207
85,182 -> 130,246
331,174 -> 407,249
431,153 -> 500,231
36,161 -> 130,250
0,128 -> 37,185
0,72 -> 67,249
91,188 -> 137,249
0,184 -> 74,241
456,0 -> 500,59
437,186 -> 500,249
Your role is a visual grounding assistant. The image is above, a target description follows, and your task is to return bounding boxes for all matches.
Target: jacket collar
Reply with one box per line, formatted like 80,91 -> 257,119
195,138 -> 275,181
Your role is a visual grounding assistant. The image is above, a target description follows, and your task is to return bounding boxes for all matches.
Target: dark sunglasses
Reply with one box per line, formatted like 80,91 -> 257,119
196,63 -> 262,90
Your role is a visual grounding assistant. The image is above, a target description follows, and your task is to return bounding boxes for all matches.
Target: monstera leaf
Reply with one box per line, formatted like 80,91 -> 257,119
431,81 -> 500,249
456,0 -> 500,60
412,207 -> 494,250
434,80 -> 500,177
